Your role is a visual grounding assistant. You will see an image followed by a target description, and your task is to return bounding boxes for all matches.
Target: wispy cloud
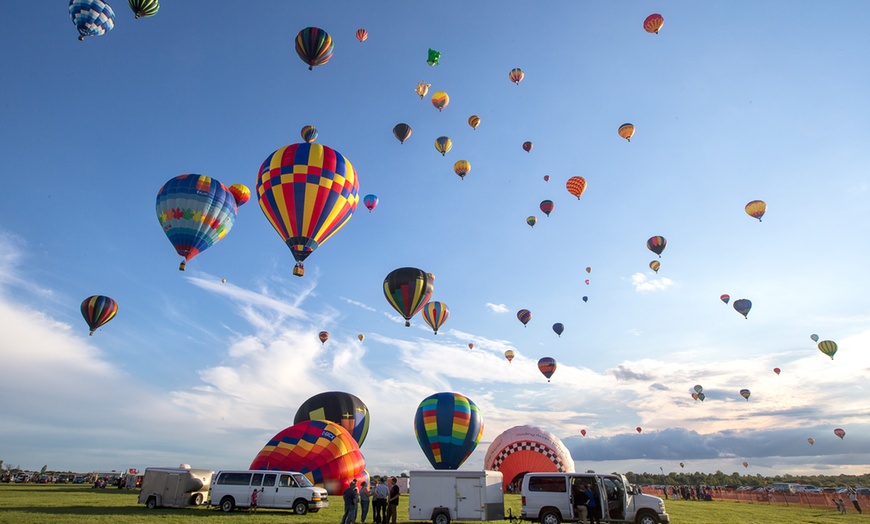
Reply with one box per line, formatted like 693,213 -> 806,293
340,296 -> 378,312
486,303 -> 509,313
630,273 -> 674,293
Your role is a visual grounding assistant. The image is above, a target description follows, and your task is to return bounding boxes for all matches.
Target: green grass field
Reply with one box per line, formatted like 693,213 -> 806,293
0,484 -> 867,524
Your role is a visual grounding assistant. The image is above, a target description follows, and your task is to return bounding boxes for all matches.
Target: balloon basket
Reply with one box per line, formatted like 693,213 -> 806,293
179,260 -> 186,271
293,264 -> 305,277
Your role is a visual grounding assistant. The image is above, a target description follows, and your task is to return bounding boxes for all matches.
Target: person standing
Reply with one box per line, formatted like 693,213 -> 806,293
374,478 -> 389,524
572,481 -> 589,524
850,488 -> 863,513
359,481 -> 371,523
341,479 -> 360,524
584,484 -> 601,524
387,477 -> 400,524
250,488 -> 259,513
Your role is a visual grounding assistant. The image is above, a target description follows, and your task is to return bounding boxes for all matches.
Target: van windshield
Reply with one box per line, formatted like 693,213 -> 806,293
293,474 -> 314,487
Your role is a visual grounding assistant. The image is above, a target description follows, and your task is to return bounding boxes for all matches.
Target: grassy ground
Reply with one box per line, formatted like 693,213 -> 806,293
0,484 -> 867,524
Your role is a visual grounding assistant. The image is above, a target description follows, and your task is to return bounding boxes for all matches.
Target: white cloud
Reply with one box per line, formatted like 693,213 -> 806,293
485,303 -> 509,313
630,273 -> 674,293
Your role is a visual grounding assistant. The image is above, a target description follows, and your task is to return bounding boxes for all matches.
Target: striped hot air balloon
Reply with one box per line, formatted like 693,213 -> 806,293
128,0 -> 159,19
81,295 -> 118,336
295,27 -> 334,70
618,123 -> 636,141
383,267 -> 434,327
644,13 -> 664,34
422,301 -> 450,334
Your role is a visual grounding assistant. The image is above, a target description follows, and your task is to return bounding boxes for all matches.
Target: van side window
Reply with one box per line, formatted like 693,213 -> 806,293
263,474 -> 276,487
218,473 -> 253,485
528,476 -> 566,492
279,474 -> 298,488
252,473 -> 264,486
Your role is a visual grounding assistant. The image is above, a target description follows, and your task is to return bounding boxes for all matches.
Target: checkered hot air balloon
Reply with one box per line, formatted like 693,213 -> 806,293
69,0 -> 115,41
484,425 -> 574,491
414,392 -> 483,470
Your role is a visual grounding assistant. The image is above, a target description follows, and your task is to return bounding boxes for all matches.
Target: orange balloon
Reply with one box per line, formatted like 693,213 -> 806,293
566,176 -> 587,199
644,13 -> 664,34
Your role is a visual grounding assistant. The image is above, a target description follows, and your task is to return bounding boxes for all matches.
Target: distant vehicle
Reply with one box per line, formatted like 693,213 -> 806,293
857,488 -> 870,496
139,466 -> 213,509
795,485 -> 821,493
408,470 -> 504,524
208,470 -> 328,514
770,483 -> 801,494
73,476 -> 86,484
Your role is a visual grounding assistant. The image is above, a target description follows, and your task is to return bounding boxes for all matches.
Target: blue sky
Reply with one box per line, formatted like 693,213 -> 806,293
2,1 -> 870,478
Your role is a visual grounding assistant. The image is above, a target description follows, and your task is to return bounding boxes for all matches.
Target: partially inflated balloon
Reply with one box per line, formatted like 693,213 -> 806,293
422,301 -> 450,334
301,125 -> 318,143
295,27 -> 334,70
81,295 -> 118,336
355,29 -> 368,42
618,123 -> 635,142
483,425 -> 574,491
128,0 -> 159,19
643,13 -> 664,34
733,299 -> 752,319
552,323 -> 564,337
740,389 -> 751,400
318,331 -> 329,344
393,123 -> 412,144
720,294 -> 730,304
745,200 -> 766,221
566,176 -> 587,199
427,48 -> 441,66
522,141 -> 533,153
414,392 -> 483,470
526,216 -> 537,228
818,340 -> 838,359
431,92 -> 449,111
229,184 -> 251,206
156,175 -> 239,271
454,160 -> 471,180
250,420 -> 366,495
538,357 -> 557,382
70,0 -> 115,41
434,136 -> 452,156
540,200 -> 554,217
650,260 -> 661,273
509,68 -> 524,85
517,309 -> 531,327
294,391 -> 370,447
646,236 -> 667,257
834,428 -> 845,439
416,82 -> 431,99
363,194 -> 378,213
383,267 -> 434,327
504,350 -> 515,362
468,115 -> 480,130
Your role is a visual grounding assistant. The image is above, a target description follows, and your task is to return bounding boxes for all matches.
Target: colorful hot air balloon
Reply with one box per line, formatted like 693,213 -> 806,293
415,82 -> 431,99
526,216 -> 537,228
250,420 -> 366,495
156,175 -> 239,271
740,389 -> 751,400
414,392 -> 483,470
294,391 -> 370,447
581,430 -> 587,437
383,267 -> 434,327
295,27 -> 334,70
584,279 -> 590,285
363,194 -> 378,213
538,357 -> 557,382
128,0 -> 159,19
70,0 -> 115,40
229,184 -> 251,207
552,323 -> 564,337
807,437 -> 815,445
694,385 -> 703,394
434,136 -> 452,156
618,123 -> 635,142
810,333 -> 819,342
650,260 -> 661,273
566,176 -> 587,199
646,236 -> 667,257
773,367 -> 781,375
483,425 -> 575,491
301,125 -> 318,143
393,123 -> 412,144
834,428 -> 845,439
422,301 -> 450,334
733,299 -> 752,319
431,91 -> 449,111
745,200 -> 767,221
818,340 -> 838,359
522,141 -> 533,153
636,427 -> 643,434
720,294 -> 730,304
691,393 -> 699,400
80,295 -> 118,336
257,143 -> 359,277
468,115 -> 480,130
355,28 -> 368,42
643,13 -> 664,34
504,350 -> 515,362
318,331 -> 329,344
358,334 -> 365,342
509,68 -> 524,85
540,200 -> 554,217
454,160 -> 471,180
742,461 -> 749,468
517,309 -> 531,327
426,48 -> 441,66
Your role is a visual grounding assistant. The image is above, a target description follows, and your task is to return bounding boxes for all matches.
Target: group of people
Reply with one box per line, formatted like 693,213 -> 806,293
341,476 -> 401,524
572,481 -> 602,524
836,488 -> 864,514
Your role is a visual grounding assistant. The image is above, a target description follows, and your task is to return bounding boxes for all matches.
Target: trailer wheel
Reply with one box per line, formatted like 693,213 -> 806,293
432,510 -> 451,524
220,496 -> 235,512
635,510 -> 660,524
540,509 -> 561,524
293,500 -> 309,515
146,496 -> 158,510
191,493 -> 204,506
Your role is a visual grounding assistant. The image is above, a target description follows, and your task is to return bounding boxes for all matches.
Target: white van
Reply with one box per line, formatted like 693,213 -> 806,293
520,472 -> 668,524
208,470 -> 329,514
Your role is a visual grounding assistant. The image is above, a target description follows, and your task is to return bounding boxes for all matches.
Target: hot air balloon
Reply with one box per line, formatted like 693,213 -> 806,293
363,194 -> 378,213
543,175 -> 550,182
773,367 -> 781,375
426,48 -> 441,66
807,437 -> 815,445
229,184 -> 251,207
698,392 -> 706,401
422,301 -> 450,334
811,334 -> 819,342
522,141 -> 533,153
538,357 -> 557,382
431,91 -> 449,111
733,299 -> 752,319
540,200 -> 554,217
580,430 -> 587,437
818,340 -> 838,359
468,115 -> 480,130
526,216 -> 537,228
383,267 -> 434,327
517,309 -> 531,327
720,294 -> 730,304
552,323 -> 564,337
582,296 -> 588,303
299,125 -> 318,144
834,428 -> 845,439
566,176 -> 587,199
80,295 -> 118,336
414,392 -> 483,470
650,260 -> 661,273
742,461 -> 749,468
128,0 -> 159,19
250,420 -> 366,495
454,160 -> 471,180
295,27 -> 334,70
694,385 -> 703,394
256,143 -> 359,277
483,425 -> 575,491
618,123 -> 635,142
739,389 -> 751,400
358,334 -> 365,342
318,331 -> 329,344
221,278 -> 226,284
509,68 -> 524,85
646,236 -> 667,257
416,82 -> 431,99
294,391 -> 370,447
468,343 -> 474,350
355,28 -> 368,42
586,267 -> 592,274
392,123 -> 412,144
504,350 -> 515,362
691,393 -> 699,401
643,13 -> 664,34
434,136 -> 452,156
584,279 -> 590,285
636,427 -> 643,434
679,463 -> 685,469
745,200 -> 766,221
156,174 -> 240,271
70,0 -> 115,40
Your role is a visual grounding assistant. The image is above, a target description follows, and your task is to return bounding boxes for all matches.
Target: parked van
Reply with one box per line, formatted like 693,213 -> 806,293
138,466 -> 213,508
770,483 -> 801,494
408,470 -> 504,524
520,472 -> 669,524
208,470 -> 328,514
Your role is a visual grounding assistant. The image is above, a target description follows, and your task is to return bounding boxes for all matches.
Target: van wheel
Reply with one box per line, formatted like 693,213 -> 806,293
540,509 -> 561,524
293,500 -> 309,515
146,497 -> 158,510
433,510 -> 451,524
635,510 -> 660,524
220,497 -> 235,512
192,493 -> 204,506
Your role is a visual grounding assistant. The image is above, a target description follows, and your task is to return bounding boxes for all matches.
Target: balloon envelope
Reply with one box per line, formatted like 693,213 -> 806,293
618,123 -> 635,141
427,48 -> 441,66
229,184 -> 251,206
720,294 -> 730,304
383,267 -> 434,327
818,340 -> 838,359
745,200 -> 766,221
504,350 -> 515,362
318,331 -> 329,344
636,427 -> 642,433
295,27 -> 334,70
393,123 -> 412,144
301,125 -> 318,143
733,299 -> 752,319
70,0 -> 115,40
355,28 -> 368,42
434,136 -> 452,156
509,68 -> 524,85
649,260 -> 661,273
421,301 -> 450,334
773,367 -> 781,375
468,115 -> 480,129
810,334 -> 819,342
643,13 -> 664,33
552,323 -> 564,337
80,295 -> 118,336
807,437 -> 815,445
517,309 -> 531,326
742,461 -> 749,468
834,428 -> 845,439
538,357 -> 557,381
522,141 -> 533,152
566,176 -> 587,199
526,216 -> 537,228
128,0 -> 159,19
580,430 -> 587,437
693,385 -> 703,394
540,200 -> 554,217
363,194 -> 378,212
431,91 -> 449,111
454,160 -> 471,179
415,82 -> 431,99
294,391 -> 370,447
414,392 -> 483,470
740,389 -> 751,400
646,236 -> 667,257
483,425 -> 575,491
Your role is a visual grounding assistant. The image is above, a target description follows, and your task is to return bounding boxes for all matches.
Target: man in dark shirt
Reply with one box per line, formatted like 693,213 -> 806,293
387,477 -> 400,524
341,479 -> 359,524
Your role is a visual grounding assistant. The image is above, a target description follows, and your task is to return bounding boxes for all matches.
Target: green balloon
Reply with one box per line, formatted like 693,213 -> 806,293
427,48 -> 441,66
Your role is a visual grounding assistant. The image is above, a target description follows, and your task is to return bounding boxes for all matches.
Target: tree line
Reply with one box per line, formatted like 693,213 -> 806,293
624,470 -> 870,488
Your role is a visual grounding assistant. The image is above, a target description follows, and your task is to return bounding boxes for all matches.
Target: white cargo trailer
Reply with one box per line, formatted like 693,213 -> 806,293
408,470 -> 504,524
138,466 -> 214,509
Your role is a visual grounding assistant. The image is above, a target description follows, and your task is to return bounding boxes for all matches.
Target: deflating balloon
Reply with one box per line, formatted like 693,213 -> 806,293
818,340 -> 838,359
294,391 -> 370,447
70,0 -> 115,41
483,425 -> 575,491
643,13 -> 664,34
295,27 -> 334,70
250,420 -> 366,495
383,267 -> 434,327
516,309 -> 531,327
540,200 -> 554,217
414,392 -> 483,470
566,176 -> 587,199
740,389 -> 751,400
504,350 -> 515,362
538,357 -> 557,382
318,331 -> 329,344
646,236 -> 667,257
509,68 -> 524,85
128,0 -> 159,19
468,115 -> 480,130
393,123 -> 412,144
552,323 -> 564,337
618,123 -> 635,142
834,428 -> 845,439
733,299 -> 752,319
434,136 -> 452,156
422,301 -> 450,334
363,194 -> 378,213
301,125 -> 318,143
81,295 -> 118,336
